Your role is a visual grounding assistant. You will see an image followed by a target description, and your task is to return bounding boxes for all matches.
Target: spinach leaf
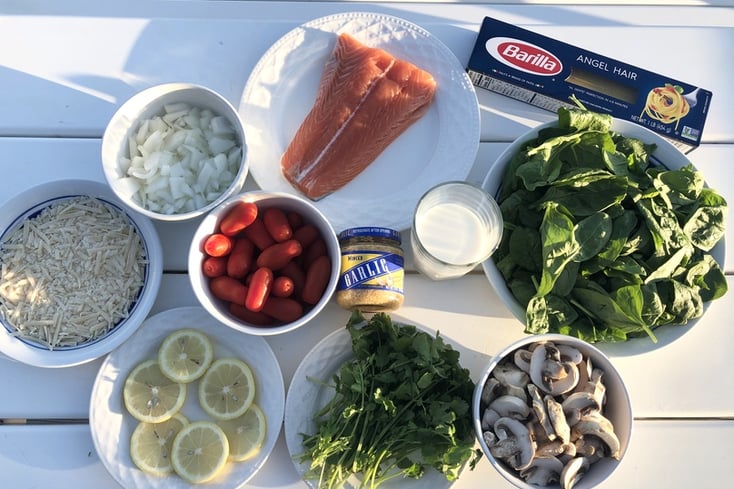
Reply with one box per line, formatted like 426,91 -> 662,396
685,254 -> 728,301
526,294 -> 579,334
508,226 -> 542,273
635,196 -> 691,256
559,106 -> 612,131
573,212 -> 612,262
684,205 -> 727,251
596,211 -> 639,265
536,203 -> 580,296
540,170 -> 628,216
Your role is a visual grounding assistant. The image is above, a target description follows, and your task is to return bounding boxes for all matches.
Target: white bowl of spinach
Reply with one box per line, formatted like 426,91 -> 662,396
482,108 -> 727,346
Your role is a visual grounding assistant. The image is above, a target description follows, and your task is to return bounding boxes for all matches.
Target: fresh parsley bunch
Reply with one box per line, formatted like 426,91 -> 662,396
495,107 -> 728,343
299,311 -> 480,489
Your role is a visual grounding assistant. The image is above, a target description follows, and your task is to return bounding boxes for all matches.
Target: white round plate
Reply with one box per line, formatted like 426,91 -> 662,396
239,12 -> 480,233
90,306 -> 285,488
284,326 -> 456,489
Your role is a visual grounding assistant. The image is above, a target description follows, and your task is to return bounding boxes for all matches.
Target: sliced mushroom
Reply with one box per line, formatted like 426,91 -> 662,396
481,377 -> 502,406
527,419 -> 553,447
489,395 -> 531,420
557,344 -> 583,364
586,368 -> 607,407
504,383 -> 528,403
492,362 -> 530,388
551,363 -> 580,396
559,441 -> 577,464
513,348 -> 532,373
562,391 -> 601,423
519,456 -> 564,485
528,384 -> 556,440
536,440 -> 567,458
542,358 -> 566,379
483,430 -> 497,449
544,343 -> 562,361
545,395 -> 571,444
570,358 -> 592,394
530,343 -> 580,396
490,417 -> 536,471
572,412 -> 621,459
560,456 -> 591,489
481,407 -> 501,431
574,435 -> 609,461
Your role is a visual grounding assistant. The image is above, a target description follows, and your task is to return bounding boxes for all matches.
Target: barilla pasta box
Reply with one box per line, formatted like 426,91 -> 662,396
467,16 -> 712,153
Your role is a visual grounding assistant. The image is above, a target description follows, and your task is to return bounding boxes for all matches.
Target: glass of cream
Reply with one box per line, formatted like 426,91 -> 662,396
410,181 -> 503,280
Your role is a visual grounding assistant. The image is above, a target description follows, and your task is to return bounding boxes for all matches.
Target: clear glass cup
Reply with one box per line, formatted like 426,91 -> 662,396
410,181 -> 503,280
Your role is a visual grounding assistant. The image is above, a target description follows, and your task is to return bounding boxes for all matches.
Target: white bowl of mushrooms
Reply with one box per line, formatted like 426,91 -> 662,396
472,334 -> 632,489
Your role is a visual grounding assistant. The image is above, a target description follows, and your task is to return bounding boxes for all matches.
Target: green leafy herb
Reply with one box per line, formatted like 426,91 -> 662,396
494,107 -> 728,343
298,311 -> 480,489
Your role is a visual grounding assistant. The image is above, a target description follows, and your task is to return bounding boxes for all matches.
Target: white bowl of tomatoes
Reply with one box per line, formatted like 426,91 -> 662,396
188,191 -> 340,335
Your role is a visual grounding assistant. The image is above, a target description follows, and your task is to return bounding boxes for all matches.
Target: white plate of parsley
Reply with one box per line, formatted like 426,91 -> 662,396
284,311 -> 478,489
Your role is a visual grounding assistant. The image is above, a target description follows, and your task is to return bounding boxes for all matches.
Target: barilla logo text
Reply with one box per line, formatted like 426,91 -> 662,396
485,37 -> 562,76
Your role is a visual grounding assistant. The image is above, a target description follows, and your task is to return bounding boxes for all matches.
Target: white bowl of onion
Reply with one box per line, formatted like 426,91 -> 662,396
102,83 -> 248,221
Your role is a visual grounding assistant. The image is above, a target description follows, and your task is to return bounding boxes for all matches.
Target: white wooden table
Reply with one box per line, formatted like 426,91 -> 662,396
1,1 -> 733,488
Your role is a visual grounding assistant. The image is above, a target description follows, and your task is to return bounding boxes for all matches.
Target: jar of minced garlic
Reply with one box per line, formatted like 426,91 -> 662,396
335,227 -> 405,312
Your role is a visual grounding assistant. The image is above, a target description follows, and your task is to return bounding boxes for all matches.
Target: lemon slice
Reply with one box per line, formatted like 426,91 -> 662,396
217,403 -> 267,462
158,328 -> 215,383
130,413 -> 189,477
123,359 -> 187,423
171,420 -> 230,484
198,357 -> 255,421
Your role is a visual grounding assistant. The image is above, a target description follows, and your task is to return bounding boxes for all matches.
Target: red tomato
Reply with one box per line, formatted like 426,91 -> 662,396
293,224 -> 319,249
262,296 -> 303,323
263,207 -> 293,242
245,267 -> 273,312
256,239 -> 303,270
229,302 -> 275,326
226,237 -> 255,279
302,255 -> 331,304
271,276 -> 295,298
202,256 -> 227,278
243,217 -> 276,251
219,201 -> 258,236
203,233 -> 233,257
209,275 -> 248,304
303,238 -> 327,268
279,261 -> 306,299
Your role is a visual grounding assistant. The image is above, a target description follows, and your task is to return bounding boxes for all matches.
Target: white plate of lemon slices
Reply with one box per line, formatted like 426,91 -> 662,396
90,306 -> 285,488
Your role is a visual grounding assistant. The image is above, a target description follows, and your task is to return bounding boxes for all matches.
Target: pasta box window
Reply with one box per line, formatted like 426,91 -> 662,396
467,16 -> 712,153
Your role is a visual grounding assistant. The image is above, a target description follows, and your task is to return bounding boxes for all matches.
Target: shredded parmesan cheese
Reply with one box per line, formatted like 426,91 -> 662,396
0,196 -> 147,350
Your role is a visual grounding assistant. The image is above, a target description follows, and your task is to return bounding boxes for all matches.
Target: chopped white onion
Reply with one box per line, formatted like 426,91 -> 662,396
122,103 -> 242,215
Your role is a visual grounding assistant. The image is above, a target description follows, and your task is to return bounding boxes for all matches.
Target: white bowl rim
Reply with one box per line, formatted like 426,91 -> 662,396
188,190 -> 340,336
101,82 -> 249,222
0,179 -> 163,368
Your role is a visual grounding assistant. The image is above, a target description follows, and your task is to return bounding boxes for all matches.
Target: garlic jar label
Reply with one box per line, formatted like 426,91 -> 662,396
337,251 -> 404,293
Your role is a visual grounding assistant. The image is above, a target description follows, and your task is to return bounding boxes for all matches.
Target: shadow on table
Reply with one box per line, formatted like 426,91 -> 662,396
1,3 -> 636,139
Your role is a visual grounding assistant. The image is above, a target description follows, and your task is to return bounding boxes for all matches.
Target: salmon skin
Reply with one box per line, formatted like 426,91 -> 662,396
281,33 -> 437,201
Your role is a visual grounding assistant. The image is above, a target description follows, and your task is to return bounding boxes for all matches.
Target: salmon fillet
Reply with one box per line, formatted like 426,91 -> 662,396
281,33 -> 437,200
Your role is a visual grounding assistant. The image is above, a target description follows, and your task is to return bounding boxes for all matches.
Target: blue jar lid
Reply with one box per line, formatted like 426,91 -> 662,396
338,226 -> 402,244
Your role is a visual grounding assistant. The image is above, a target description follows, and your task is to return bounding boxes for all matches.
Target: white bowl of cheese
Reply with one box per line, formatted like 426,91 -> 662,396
0,179 -> 163,368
